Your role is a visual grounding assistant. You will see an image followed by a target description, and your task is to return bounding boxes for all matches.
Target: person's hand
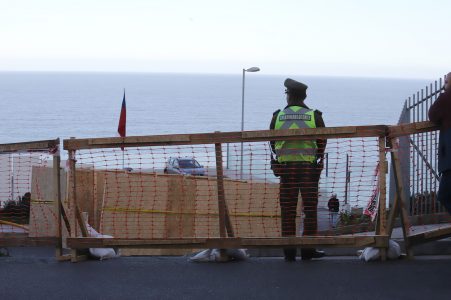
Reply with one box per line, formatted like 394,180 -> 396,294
317,157 -> 324,170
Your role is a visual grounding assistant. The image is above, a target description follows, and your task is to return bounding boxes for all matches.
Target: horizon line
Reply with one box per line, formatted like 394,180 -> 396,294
0,69 -> 437,81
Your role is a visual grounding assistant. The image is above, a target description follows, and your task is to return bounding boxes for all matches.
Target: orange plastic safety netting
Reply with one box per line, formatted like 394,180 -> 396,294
69,136 -> 383,240
0,149 -> 57,237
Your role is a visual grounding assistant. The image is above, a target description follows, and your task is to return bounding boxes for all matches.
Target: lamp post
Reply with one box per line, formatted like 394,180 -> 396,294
240,66 -> 260,179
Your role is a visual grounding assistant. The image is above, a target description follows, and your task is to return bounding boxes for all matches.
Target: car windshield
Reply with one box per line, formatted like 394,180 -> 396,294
178,159 -> 200,168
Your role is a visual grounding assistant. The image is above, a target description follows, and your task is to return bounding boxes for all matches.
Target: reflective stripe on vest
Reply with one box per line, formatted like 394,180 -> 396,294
274,106 -> 317,163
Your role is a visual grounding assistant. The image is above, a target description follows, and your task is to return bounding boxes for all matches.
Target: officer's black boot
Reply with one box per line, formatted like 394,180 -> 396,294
283,248 -> 297,262
301,248 -> 325,260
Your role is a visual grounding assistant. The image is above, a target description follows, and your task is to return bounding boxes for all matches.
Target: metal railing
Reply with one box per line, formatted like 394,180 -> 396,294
390,76 -> 445,215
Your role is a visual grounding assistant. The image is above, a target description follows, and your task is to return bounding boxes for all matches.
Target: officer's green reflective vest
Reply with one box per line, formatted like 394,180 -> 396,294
274,106 -> 317,163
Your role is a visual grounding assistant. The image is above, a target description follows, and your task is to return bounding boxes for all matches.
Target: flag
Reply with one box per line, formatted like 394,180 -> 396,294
118,90 -> 126,138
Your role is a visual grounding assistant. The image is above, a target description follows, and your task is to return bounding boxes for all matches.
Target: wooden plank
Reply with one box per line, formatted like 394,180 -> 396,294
53,154 -> 63,257
0,138 -> 59,153
389,141 -> 413,257
376,137 -> 387,237
67,235 -> 384,249
224,180 -> 280,238
387,193 -> 399,237
92,171 -> 105,230
75,169 -> 96,228
387,121 -> 439,138
215,143 -> 227,238
0,235 -> 58,247
100,171 -> 169,239
243,126 -> 357,139
68,150 -> 89,238
64,125 -> 388,150
408,225 -> 451,246
120,248 -> 197,256
29,166 -> 57,237
96,170 -> 281,240
377,137 -> 388,260
166,175 -> 196,238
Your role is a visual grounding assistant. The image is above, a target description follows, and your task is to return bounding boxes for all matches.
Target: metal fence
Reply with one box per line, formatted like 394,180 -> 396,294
390,76 -> 445,215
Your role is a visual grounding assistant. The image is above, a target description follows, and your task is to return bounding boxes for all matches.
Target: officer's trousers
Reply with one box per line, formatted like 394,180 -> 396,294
279,161 -> 321,257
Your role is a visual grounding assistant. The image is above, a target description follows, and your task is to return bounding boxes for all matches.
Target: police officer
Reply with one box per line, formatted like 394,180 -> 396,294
270,78 -> 327,261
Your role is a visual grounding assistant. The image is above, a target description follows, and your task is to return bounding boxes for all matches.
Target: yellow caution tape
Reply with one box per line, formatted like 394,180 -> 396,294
102,207 -> 280,218
0,220 -> 29,231
31,200 -> 55,204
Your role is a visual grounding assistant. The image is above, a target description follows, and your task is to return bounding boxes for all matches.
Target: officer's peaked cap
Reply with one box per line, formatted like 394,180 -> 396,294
284,78 -> 308,94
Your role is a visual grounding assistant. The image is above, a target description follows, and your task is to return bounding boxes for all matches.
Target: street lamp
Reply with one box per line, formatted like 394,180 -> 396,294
240,66 -> 260,179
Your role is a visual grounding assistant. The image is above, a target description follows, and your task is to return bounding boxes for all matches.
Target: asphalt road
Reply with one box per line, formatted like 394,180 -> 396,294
1,247 -> 451,299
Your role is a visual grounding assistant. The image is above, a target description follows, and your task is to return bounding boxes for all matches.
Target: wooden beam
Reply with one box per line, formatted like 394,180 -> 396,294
214,142 -> 234,238
408,225 -> 451,246
68,150 -> 89,238
376,137 -> 387,237
389,139 -> 413,257
60,201 -> 71,235
387,121 -> 439,138
0,138 -> 59,153
63,125 -> 388,150
54,154 -> 64,258
66,236 -> 387,249
0,235 -> 58,247
376,137 -> 388,260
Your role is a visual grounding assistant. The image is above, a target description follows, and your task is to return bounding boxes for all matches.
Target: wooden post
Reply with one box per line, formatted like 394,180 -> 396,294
389,137 -> 413,258
53,152 -> 63,258
377,137 -> 388,260
214,142 -> 234,238
68,148 -> 88,262
387,193 -> 399,236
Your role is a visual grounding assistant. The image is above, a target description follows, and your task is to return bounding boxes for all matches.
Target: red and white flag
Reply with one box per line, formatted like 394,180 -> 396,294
117,90 -> 126,138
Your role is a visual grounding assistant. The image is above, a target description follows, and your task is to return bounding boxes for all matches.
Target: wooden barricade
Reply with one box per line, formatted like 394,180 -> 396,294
64,125 -> 391,261
1,122 -> 447,262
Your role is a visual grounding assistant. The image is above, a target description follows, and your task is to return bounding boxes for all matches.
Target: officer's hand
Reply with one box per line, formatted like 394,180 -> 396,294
317,157 -> 324,169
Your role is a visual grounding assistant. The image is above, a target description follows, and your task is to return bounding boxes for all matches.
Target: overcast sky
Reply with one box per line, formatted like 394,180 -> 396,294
0,0 -> 449,79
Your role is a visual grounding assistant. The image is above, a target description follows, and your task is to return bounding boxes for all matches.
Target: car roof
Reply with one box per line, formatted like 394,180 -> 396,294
171,157 -> 196,161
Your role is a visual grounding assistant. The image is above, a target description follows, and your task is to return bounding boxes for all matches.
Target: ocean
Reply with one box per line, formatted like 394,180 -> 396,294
0,72 -> 434,143
0,72 -> 437,210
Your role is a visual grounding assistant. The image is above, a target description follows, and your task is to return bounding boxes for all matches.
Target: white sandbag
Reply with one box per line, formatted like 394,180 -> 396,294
223,248 -> 249,261
190,248 -> 249,262
189,249 -> 214,262
359,247 -> 380,262
85,222 -> 101,238
83,220 -> 120,260
88,233 -> 120,260
387,240 -> 401,259
89,247 -> 117,260
359,240 -> 401,262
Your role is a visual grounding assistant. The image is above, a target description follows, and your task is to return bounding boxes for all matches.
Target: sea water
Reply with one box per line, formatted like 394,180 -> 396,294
0,72 -> 433,142
0,72 -> 435,208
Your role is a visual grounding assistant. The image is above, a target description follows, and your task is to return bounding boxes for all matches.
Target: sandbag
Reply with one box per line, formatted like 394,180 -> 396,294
190,248 -> 249,262
358,240 -> 401,262
84,222 -> 120,260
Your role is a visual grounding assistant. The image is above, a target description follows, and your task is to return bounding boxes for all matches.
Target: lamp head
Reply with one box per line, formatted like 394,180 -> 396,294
245,67 -> 260,72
